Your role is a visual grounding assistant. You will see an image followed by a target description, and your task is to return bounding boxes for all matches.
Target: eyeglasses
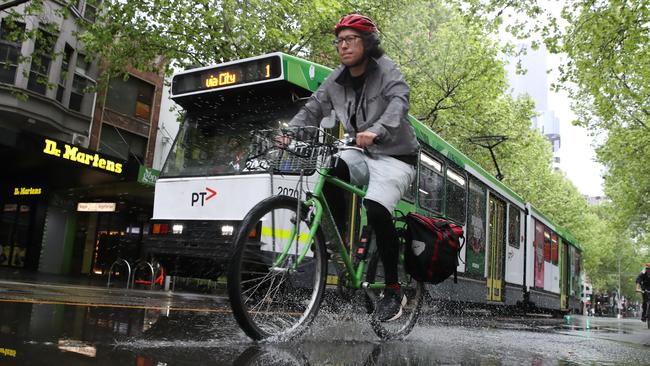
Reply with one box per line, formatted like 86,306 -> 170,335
332,35 -> 361,47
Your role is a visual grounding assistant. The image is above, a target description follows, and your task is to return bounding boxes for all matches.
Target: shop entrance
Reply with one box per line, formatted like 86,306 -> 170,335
94,212 -> 141,274
0,203 -> 33,268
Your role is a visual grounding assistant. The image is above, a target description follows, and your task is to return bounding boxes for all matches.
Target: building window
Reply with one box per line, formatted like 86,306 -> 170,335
418,152 -> 444,214
57,45 -> 74,103
105,76 -> 155,121
69,73 -> 93,112
76,53 -> 89,74
27,29 -> 57,95
445,168 -> 466,223
84,0 -> 101,23
0,20 -> 24,85
99,124 -> 147,162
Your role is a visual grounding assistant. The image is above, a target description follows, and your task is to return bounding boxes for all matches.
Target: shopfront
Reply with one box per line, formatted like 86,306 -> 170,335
0,129 -> 156,275
0,191 -> 45,269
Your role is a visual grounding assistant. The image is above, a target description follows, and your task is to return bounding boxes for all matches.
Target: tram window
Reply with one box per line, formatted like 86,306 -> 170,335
161,99 -> 302,178
418,153 -> 444,214
551,235 -> 559,265
508,205 -> 521,248
573,250 -> 581,295
544,230 -> 552,262
403,179 -> 416,203
445,168 -> 466,223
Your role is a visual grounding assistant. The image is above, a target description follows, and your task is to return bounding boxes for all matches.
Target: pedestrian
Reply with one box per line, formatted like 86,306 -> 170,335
635,263 -> 650,321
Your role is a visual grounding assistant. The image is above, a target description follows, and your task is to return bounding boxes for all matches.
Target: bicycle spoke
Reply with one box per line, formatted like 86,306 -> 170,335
228,195 -> 326,340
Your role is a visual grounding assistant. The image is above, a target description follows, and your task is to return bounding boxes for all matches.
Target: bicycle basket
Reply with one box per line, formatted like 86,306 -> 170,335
244,126 -> 337,174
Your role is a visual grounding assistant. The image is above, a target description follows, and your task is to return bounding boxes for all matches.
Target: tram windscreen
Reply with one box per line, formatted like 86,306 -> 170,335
161,99 -> 302,178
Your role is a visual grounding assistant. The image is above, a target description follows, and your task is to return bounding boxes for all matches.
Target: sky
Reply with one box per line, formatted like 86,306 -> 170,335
547,56 -> 605,197
550,91 -> 605,197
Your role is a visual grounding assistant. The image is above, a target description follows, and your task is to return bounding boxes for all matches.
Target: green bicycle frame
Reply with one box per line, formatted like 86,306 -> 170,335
271,165 -> 386,290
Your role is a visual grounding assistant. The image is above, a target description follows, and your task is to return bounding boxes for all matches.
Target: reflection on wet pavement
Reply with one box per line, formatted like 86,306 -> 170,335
2,298 -> 650,366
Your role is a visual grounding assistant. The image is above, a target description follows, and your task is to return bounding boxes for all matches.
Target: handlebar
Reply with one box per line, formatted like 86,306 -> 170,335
246,126 -> 378,174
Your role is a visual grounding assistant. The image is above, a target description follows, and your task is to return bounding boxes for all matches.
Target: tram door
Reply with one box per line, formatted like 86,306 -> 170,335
486,195 -> 506,302
560,240 -> 569,309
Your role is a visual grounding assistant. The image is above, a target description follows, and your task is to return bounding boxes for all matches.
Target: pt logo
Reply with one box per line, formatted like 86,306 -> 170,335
191,187 -> 217,206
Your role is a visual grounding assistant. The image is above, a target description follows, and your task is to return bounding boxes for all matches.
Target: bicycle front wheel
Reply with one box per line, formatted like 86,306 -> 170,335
227,195 -> 327,340
365,250 -> 424,340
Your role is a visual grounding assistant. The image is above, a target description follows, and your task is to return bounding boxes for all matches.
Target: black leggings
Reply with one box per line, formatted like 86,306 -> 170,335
323,159 -> 399,286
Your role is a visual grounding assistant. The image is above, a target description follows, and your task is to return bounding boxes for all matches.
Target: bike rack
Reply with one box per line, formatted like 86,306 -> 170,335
107,258 -> 132,289
130,260 -> 155,290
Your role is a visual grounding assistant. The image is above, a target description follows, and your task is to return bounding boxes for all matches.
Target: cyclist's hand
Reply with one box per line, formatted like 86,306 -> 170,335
356,131 -> 377,148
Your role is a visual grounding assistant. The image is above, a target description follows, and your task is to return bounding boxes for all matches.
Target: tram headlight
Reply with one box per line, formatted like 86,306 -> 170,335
172,224 -> 184,234
221,225 -> 234,236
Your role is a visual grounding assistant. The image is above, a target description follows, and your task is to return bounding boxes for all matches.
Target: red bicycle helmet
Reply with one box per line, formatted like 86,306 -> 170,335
334,14 -> 378,34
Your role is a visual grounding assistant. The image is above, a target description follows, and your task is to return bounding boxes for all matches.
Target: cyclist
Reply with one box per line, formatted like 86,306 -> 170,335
289,14 -> 419,322
635,263 -> 650,321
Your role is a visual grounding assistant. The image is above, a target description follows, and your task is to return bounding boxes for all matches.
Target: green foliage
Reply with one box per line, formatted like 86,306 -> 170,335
383,2 -> 589,242
394,1 -> 633,296
452,0 -> 650,296
556,1 -> 650,296
80,0 -> 408,83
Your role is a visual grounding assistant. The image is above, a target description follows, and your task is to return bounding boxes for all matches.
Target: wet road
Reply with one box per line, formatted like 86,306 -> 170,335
1,280 -> 649,365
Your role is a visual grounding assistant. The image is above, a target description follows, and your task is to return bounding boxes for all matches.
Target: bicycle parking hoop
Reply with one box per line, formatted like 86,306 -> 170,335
245,126 -> 338,174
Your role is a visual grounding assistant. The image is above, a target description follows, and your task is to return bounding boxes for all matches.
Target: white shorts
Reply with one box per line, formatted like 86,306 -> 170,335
339,150 -> 416,213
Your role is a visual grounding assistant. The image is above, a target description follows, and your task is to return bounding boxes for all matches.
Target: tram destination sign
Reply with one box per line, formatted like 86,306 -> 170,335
171,55 -> 282,95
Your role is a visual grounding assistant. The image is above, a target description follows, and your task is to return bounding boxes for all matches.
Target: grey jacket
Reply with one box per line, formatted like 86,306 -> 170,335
289,55 -> 419,157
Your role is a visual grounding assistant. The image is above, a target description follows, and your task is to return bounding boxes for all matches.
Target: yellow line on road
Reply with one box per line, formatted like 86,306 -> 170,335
0,298 -> 230,313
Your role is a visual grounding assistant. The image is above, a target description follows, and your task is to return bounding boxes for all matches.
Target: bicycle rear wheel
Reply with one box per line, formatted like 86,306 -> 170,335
227,195 -> 327,340
365,250 -> 424,340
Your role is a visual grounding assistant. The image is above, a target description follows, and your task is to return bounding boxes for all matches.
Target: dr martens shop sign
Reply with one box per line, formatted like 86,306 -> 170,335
42,139 -> 124,174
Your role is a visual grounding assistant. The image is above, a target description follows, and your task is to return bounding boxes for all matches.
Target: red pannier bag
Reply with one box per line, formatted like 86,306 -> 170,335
403,212 -> 465,284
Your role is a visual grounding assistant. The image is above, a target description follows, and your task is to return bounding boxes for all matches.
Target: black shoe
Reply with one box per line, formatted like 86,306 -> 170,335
375,287 -> 406,322
642,317 -> 646,322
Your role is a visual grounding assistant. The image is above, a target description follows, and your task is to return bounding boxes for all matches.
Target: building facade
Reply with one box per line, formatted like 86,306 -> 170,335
506,44 -> 562,171
0,1 -> 163,276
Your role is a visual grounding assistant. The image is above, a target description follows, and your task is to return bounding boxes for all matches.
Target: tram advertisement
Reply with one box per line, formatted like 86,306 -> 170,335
466,180 -> 487,275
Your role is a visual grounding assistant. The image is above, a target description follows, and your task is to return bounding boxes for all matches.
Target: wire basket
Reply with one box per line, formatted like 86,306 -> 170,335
244,126 -> 337,174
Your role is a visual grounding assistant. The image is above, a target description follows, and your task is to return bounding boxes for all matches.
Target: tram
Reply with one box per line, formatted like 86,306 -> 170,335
144,52 -> 582,313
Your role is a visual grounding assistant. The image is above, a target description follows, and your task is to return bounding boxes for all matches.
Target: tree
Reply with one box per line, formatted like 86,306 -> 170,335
381,2 -> 591,241
79,0 -> 408,82
554,0 -> 650,295
447,0 -> 650,295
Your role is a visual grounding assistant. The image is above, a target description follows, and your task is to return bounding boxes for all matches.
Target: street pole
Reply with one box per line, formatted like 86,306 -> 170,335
618,256 -> 622,318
